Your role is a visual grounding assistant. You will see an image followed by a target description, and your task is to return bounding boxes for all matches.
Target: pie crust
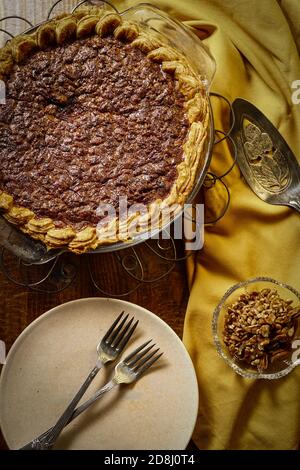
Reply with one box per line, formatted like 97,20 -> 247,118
0,6 -> 209,253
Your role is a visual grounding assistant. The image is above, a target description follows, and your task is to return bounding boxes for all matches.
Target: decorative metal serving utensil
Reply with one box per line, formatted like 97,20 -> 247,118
231,98 -> 300,213
0,216 -> 61,264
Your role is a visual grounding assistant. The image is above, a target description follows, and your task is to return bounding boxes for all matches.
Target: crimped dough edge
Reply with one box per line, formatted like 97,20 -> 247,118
0,6 -> 209,254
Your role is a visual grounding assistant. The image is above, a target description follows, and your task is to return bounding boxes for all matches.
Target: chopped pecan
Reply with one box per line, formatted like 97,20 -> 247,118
223,287 -> 299,371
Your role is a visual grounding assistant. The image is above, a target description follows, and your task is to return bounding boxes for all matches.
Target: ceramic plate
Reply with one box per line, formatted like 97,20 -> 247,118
0,298 -> 198,450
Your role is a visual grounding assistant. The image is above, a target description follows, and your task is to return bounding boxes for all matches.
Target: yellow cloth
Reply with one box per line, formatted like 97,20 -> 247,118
115,0 -> 300,450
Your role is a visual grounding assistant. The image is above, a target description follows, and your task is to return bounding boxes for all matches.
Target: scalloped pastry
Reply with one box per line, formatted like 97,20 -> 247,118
0,6 -> 209,254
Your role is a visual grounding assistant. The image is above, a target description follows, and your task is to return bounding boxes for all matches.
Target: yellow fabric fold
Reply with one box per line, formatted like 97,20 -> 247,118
116,0 -> 300,450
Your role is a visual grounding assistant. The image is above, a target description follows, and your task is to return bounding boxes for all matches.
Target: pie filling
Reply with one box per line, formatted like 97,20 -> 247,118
0,35 -> 189,230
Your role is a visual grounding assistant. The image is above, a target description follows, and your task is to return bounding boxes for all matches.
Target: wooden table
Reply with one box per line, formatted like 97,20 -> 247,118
0,240 -> 190,450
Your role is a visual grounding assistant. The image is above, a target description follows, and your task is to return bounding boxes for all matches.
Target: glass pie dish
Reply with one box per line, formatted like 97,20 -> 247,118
212,277 -> 300,379
0,0 -> 216,262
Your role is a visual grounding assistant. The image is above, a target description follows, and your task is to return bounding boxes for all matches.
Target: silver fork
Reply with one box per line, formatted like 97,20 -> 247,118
70,340 -> 163,421
20,311 -> 138,450
21,340 -> 163,450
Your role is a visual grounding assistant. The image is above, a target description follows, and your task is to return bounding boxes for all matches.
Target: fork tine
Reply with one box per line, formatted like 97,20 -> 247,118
127,343 -> 155,367
123,339 -> 152,364
102,311 -> 124,342
113,316 -> 134,348
107,313 -> 129,343
134,348 -> 160,371
136,351 -> 163,378
115,319 -> 139,351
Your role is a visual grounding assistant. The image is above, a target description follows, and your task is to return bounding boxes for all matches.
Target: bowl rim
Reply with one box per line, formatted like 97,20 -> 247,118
212,276 -> 300,380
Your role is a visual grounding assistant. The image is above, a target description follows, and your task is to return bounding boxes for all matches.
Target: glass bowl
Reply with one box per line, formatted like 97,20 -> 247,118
212,277 -> 300,379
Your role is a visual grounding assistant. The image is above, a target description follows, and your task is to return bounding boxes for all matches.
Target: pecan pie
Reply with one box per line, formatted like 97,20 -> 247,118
0,6 -> 209,253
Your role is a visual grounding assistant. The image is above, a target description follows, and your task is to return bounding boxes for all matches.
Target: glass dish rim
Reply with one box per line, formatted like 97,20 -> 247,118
212,276 -> 300,380
1,0 -> 216,257
92,1 -> 216,252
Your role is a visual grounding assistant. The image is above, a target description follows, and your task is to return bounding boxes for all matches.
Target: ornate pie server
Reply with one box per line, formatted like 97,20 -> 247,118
0,216 -> 60,264
231,98 -> 300,213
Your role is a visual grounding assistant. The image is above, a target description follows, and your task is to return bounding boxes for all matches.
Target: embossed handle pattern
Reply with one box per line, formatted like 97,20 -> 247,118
289,200 -> 300,213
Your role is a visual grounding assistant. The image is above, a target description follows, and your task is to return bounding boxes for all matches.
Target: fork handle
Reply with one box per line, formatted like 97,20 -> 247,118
19,364 -> 102,450
70,379 -> 116,421
20,379 -> 117,450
